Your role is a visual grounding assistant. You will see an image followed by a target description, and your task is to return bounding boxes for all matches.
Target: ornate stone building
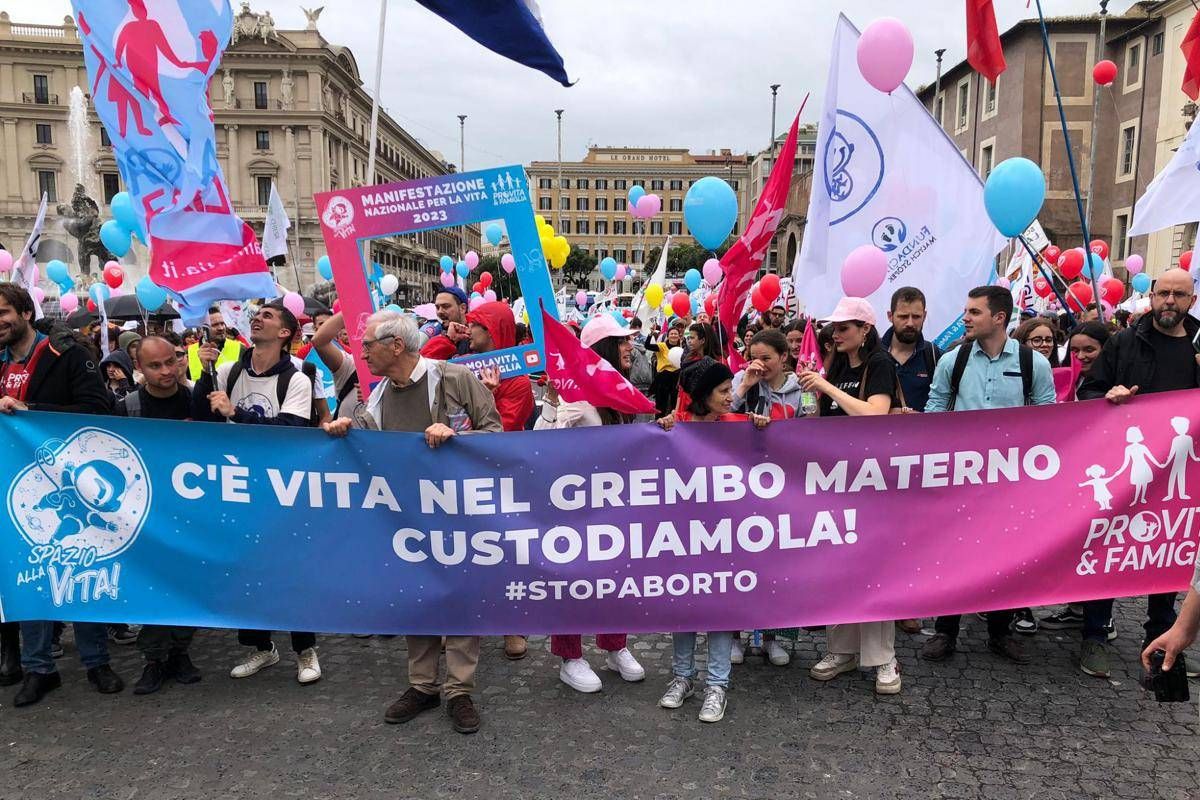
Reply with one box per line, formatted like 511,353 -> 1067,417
0,6 -> 475,302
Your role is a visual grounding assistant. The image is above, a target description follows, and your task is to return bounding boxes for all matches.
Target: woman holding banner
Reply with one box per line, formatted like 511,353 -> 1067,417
536,315 -> 647,693
798,297 -> 903,694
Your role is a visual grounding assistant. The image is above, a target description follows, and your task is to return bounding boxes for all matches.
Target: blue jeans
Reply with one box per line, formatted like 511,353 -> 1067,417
1082,593 -> 1176,645
21,621 -> 109,674
672,631 -> 733,688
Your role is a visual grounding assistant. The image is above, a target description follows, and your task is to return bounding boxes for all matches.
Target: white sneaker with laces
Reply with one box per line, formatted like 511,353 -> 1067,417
698,685 -> 727,723
875,658 -> 902,694
809,652 -> 858,681
765,639 -> 790,666
296,647 -> 322,684
230,645 -> 279,678
559,658 -> 602,693
658,676 -> 694,709
604,647 -> 645,682
730,637 -> 744,664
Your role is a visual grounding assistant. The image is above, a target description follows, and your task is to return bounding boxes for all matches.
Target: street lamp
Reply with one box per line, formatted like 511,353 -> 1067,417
458,114 -> 466,256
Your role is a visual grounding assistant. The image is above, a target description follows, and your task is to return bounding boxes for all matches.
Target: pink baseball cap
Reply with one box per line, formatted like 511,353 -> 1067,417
581,314 -> 636,348
821,297 -> 877,327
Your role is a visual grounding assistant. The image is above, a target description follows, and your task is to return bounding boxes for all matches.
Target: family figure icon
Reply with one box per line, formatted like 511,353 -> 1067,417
1080,418 -> 1200,510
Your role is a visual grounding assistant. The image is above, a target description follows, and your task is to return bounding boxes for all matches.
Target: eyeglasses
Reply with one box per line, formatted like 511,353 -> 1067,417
1153,289 -> 1193,301
360,334 -> 395,348
1027,336 -> 1055,346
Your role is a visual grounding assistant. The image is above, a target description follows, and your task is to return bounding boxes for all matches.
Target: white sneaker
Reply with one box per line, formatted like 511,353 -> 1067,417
698,685 -> 727,723
730,637 -> 744,665
230,645 -> 279,678
765,639 -> 790,666
296,647 -> 322,685
875,658 -> 902,694
658,676 -> 694,708
559,658 -> 602,693
809,652 -> 858,681
604,647 -> 645,682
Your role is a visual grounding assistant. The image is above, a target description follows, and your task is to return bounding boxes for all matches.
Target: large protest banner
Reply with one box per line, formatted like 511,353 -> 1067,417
0,395 -> 1197,634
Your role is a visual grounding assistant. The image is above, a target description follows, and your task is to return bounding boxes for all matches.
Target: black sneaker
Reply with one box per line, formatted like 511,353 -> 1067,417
987,635 -> 1031,664
1102,618 -> 1117,642
87,664 -> 125,694
133,661 -> 166,695
166,652 -> 201,685
108,625 -> 138,645
1039,606 -> 1085,629
13,671 -> 61,707
920,633 -> 956,662
1011,608 -> 1038,636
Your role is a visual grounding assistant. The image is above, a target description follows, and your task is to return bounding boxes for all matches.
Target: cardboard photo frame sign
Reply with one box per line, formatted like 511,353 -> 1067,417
316,165 -> 554,393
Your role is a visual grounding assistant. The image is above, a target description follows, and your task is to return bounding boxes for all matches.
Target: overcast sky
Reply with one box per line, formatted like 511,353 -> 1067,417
7,0 -> 1122,166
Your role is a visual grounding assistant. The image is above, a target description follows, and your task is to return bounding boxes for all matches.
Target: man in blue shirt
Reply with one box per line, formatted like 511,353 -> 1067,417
921,285 -> 1055,665
882,286 -> 939,413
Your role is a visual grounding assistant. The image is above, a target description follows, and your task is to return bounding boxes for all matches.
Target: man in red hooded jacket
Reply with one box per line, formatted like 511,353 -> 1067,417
466,302 -> 533,433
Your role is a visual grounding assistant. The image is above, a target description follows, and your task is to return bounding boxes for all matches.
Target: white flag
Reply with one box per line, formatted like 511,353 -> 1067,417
262,182 -> 291,261
1129,122 -> 1200,236
13,193 -> 48,319
792,15 -> 1008,347
633,235 -> 670,329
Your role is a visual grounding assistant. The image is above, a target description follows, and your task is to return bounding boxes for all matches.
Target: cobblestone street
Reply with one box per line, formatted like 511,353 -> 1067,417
1,599 -> 1197,800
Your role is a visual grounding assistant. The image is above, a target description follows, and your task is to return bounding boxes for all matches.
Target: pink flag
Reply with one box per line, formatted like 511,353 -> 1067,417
541,307 -> 656,416
1053,361 -> 1082,403
798,318 -> 824,375
717,100 -> 807,369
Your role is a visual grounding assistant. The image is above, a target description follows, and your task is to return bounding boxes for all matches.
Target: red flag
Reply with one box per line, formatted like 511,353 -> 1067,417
1183,9 -> 1200,101
540,307 -> 656,416
716,99 -> 807,369
966,0 -> 1006,83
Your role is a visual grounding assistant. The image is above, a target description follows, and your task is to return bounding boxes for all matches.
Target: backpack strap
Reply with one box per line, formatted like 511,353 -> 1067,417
334,369 -> 359,418
947,343 -> 973,411
275,359 -> 300,411
1019,344 -> 1034,405
225,360 -> 244,399
923,341 -> 937,375
857,362 -> 871,401
122,390 -> 142,418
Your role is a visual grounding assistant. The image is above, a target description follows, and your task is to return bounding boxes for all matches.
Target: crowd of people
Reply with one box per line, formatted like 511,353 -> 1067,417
1,268 -> 1198,733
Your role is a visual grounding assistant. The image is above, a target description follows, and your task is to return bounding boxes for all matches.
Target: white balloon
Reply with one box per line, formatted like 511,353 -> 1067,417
667,346 -> 684,369
380,274 -> 399,296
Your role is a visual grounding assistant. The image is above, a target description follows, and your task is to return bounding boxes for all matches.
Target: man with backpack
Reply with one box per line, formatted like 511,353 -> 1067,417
192,301 -> 322,686
921,286 -> 1055,666
114,336 -> 202,695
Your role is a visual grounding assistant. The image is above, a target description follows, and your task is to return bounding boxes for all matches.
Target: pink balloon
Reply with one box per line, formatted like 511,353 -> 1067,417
575,290 -> 588,308
0,250 -> 12,272
483,289 -> 497,302
635,194 -> 661,218
702,258 -> 722,286
440,271 -> 455,287
856,17 -> 914,93
1125,254 -> 1144,275
282,291 -> 305,318
465,251 -> 480,270
468,296 -> 485,312
501,254 -> 516,274
31,287 -> 45,304
840,245 -> 889,297
332,299 -> 341,313
59,293 -> 78,313
110,286 -> 124,297
614,264 -> 627,281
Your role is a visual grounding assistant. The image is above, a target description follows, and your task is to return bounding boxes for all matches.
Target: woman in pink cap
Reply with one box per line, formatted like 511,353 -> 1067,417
535,314 -> 646,693
797,296 -> 904,694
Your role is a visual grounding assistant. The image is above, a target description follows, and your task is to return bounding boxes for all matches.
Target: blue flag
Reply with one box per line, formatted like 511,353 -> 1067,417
416,0 -> 573,86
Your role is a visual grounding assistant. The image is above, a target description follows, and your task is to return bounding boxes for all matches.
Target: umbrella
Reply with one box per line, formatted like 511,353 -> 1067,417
103,294 -> 180,322
65,309 -> 97,329
302,296 -> 331,318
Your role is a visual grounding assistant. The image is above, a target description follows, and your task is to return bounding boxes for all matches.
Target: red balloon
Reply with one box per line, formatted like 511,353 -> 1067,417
1089,239 -> 1109,261
704,294 -> 718,316
1182,251 -> 1194,271
759,273 -> 781,302
87,298 -> 97,313
480,271 -> 493,288
670,291 -> 692,318
1042,245 -> 1061,265
1058,248 -> 1085,280
751,286 -> 771,312
103,264 -> 124,289
1102,277 -> 1125,305
1066,281 -> 1094,312
1093,60 -> 1118,86
472,282 -> 483,294
1033,277 -> 1052,298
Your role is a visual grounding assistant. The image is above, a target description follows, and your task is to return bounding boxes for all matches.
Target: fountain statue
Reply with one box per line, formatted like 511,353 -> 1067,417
66,87 -> 97,200
57,184 -> 114,275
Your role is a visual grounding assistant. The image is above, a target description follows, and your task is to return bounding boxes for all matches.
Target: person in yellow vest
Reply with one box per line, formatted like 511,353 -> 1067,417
187,307 -> 243,381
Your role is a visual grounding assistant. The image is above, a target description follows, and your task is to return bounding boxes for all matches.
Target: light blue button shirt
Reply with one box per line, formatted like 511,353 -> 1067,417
925,338 -> 1055,412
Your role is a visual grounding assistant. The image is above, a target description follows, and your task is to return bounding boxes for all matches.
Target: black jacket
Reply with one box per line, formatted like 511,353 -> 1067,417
19,319 -> 111,414
1077,313 -> 1200,399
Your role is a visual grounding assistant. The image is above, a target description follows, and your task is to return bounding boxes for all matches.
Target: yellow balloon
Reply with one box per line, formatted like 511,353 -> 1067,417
550,251 -> 567,269
534,214 -> 546,228
663,303 -> 674,317
522,310 -> 530,324
645,284 -> 664,307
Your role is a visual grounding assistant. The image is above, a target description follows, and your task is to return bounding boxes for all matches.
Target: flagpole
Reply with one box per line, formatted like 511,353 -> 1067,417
362,0 -> 388,285
1083,2 -> 1109,237
1018,235 -> 1076,328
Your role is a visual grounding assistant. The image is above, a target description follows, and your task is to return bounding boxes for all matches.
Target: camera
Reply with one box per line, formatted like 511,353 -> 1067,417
1142,651 -> 1190,703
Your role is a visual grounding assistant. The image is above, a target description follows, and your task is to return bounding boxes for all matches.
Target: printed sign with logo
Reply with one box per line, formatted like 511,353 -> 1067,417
316,166 -> 553,391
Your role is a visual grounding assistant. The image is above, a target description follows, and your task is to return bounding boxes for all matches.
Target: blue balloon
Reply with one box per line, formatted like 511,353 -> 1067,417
317,255 -> 333,281
628,185 -> 646,207
110,192 -> 137,232
1083,252 -> 1105,280
683,177 -> 738,250
99,220 -> 131,258
684,268 -> 702,293
58,275 -> 75,291
440,255 -> 455,274
385,304 -> 404,314
135,276 -> 168,312
691,295 -> 700,315
1131,272 -> 1152,293
983,157 -> 1046,237
609,311 -> 627,326
485,223 -> 504,247
46,259 -> 69,285
89,283 -> 111,305
600,257 -> 618,281
456,261 -> 470,279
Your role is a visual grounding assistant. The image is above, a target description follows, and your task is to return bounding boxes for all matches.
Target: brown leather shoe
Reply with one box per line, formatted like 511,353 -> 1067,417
383,687 -> 440,724
988,635 -> 1031,664
896,619 -> 922,634
447,695 -> 480,734
503,635 -> 527,660
920,633 -> 956,662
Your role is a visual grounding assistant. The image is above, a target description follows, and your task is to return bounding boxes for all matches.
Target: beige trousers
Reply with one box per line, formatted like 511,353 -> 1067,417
827,621 -> 895,668
406,635 -> 480,699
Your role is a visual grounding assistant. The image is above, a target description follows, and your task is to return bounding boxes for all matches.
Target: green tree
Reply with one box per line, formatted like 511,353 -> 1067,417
469,254 -> 520,302
642,238 -> 735,280
562,246 -> 597,288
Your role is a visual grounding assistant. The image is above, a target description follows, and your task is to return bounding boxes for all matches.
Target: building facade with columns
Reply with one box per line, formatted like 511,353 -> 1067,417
0,6 -> 475,304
